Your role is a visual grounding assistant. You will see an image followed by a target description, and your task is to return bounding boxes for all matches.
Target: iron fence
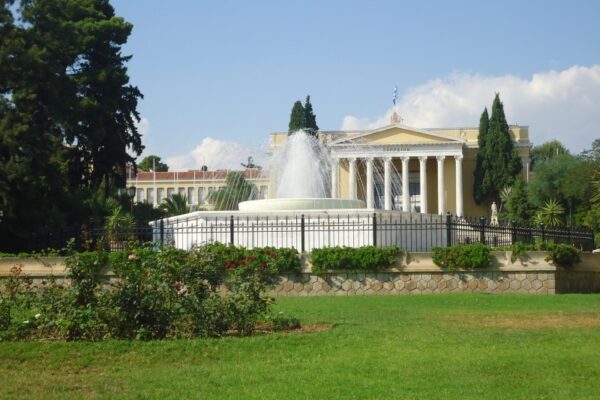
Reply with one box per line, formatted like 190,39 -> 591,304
27,213 -> 596,253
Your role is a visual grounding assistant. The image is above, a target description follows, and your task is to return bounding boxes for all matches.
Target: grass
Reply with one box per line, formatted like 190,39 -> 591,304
2,294 -> 600,399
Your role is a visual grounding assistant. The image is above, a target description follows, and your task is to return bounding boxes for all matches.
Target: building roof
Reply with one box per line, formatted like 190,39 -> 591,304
134,168 -> 267,182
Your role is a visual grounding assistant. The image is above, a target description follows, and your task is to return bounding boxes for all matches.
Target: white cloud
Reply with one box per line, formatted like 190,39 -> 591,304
166,137 -> 266,170
341,65 -> 600,151
136,117 -> 150,138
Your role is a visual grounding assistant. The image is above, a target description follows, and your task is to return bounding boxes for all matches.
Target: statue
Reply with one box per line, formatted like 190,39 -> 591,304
490,201 -> 499,226
241,156 -> 261,170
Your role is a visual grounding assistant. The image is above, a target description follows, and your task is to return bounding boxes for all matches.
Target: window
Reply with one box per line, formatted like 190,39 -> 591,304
157,188 -> 164,204
198,187 -> 206,204
136,188 -> 144,203
167,188 -> 174,199
178,187 -> 186,197
187,187 -> 195,204
147,188 -> 154,205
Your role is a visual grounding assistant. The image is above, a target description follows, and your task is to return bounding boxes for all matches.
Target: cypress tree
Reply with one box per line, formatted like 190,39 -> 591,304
288,101 -> 306,134
303,95 -> 319,136
507,176 -> 533,224
473,108 -> 489,203
474,94 -> 522,204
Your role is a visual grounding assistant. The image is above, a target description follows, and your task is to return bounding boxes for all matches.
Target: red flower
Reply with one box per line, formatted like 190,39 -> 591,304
238,259 -> 245,266
261,262 -> 267,269
225,261 -> 235,269
247,255 -> 255,261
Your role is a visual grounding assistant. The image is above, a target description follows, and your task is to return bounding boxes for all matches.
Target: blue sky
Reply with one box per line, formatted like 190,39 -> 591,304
112,0 -> 600,169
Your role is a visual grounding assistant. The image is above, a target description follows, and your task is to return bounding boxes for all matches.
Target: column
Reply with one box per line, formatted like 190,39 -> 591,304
454,154 -> 463,217
383,157 -> 392,210
401,157 -> 410,212
348,158 -> 357,200
436,155 -> 445,215
419,156 -> 428,214
523,158 -> 530,183
331,158 -> 339,199
366,158 -> 374,209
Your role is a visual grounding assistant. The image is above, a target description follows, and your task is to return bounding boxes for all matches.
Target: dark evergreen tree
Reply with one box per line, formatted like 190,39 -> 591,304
506,176 -> 534,224
474,94 -> 522,204
288,100 -> 306,134
473,108 -> 489,203
139,155 -> 169,172
303,95 -> 319,136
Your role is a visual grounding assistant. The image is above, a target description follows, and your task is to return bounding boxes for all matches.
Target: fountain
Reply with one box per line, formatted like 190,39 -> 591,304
239,131 -> 365,211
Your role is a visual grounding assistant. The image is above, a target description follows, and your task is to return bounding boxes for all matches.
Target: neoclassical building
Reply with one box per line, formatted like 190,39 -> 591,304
269,113 -> 531,218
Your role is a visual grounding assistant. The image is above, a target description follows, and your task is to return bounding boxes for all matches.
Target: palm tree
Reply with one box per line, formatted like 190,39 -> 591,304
159,194 -> 190,216
533,198 -> 564,227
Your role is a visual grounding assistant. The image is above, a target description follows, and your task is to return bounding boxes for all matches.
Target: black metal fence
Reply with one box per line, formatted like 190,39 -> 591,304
27,213 -> 596,253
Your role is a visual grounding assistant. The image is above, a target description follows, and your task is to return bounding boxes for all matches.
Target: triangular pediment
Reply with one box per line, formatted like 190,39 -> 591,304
331,124 -> 465,146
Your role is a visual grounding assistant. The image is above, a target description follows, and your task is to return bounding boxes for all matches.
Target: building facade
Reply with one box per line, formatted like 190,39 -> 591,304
269,114 -> 531,218
131,169 -> 269,210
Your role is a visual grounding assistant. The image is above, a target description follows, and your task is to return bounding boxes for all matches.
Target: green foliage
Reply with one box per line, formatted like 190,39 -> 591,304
0,0 -> 142,251
506,176 -> 534,223
303,95 -> 319,136
310,246 -> 401,274
159,193 -> 190,217
546,243 -> 581,268
473,108 -> 489,203
138,155 -> 169,172
533,198 -> 565,227
528,153 -> 591,209
0,244 -> 301,341
288,100 -> 306,134
207,172 -> 257,211
473,94 -> 522,204
530,140 -> 570,170
105,206 -> 137,246
432,243 -> 492,271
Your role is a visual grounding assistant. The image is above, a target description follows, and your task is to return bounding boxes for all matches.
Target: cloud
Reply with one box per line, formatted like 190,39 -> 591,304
136,117 -> 150,138
166,137 -> 266,170
341,65 -> 600,151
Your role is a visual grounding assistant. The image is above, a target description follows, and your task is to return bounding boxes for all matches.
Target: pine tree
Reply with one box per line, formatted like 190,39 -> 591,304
474,94 -> 522,204
507,176 -> 533,224
288,101 -> 306,134
473,108 -> 489,203
303,95 -> 319,136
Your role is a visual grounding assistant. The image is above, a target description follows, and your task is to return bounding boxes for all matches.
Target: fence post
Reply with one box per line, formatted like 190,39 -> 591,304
567,224 -> 572,246
300,214 -> 305,253
372,213 -> 377,247
540,223 -> 545,243
230,215 -> 234,245
511,220 -> 516,245
159,219 -> 164,248
479,216 -> 486,245
446,212 -> 452,247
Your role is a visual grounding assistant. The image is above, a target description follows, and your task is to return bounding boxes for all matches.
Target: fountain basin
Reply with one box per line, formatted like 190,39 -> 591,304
238,197 -> 365,212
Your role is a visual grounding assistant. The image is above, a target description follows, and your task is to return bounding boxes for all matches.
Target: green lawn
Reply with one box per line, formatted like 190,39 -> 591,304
2,294 -> 600,399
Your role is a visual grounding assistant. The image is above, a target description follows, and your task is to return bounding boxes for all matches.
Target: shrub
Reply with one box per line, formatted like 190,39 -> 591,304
311,246 -> 401,274
432,243 -> 492,271
546,243 -> 581,268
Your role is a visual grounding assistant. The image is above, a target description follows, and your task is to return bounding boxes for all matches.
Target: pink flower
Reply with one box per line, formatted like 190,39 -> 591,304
174,280 -> 183,288
177,287 -> 188,297
128,254 -> 138,261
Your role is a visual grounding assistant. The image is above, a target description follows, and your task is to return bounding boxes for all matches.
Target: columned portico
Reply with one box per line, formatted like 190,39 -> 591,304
383,157 -> 392,210
454,155 -> 463,217
436,156 -> 445,215
365,158 -> 374,209
348,158 -> 357,199
419,156 -> 428,214
401,156 -> 410,212
331,158 -> 339,199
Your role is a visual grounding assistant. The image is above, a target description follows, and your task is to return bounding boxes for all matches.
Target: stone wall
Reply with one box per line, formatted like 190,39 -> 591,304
1,252 -> 599,296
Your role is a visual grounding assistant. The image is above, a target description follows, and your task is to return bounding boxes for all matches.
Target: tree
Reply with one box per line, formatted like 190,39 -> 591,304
138,155 -> 169,172
288,100 -> 306,134
207,172 -> 257,211
303,95 -> 319,136
530,140 -> 569,170
159,194 -> 190,217
473,108 -> 489,203
0,0 -> 143,251
473,94 -> 522,204
506,176 -> 534,224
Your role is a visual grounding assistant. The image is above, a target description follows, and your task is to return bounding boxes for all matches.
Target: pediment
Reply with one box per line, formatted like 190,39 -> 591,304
331,124 -> 465,146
